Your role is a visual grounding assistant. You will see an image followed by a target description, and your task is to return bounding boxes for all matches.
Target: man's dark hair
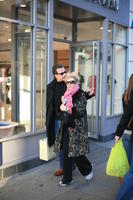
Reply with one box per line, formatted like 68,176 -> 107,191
52,64 -> 64,75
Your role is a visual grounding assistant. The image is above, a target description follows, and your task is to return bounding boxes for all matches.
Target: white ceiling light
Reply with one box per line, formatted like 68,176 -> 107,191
20,4 -> 26,7
99,21 -> 103,30
20,0 -> 26,7
25,29 -> 30,33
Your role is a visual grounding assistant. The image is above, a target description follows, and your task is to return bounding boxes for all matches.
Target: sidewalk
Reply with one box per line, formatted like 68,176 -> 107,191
0,140 -> 120,200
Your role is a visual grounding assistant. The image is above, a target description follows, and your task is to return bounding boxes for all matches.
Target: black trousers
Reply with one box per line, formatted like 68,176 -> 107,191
62,126 -> 92,183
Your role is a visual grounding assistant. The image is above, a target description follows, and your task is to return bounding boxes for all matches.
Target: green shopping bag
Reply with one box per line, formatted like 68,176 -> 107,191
106,139 -> 130,178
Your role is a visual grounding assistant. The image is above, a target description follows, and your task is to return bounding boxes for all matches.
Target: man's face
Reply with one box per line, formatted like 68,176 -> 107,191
55,67 -> 66,82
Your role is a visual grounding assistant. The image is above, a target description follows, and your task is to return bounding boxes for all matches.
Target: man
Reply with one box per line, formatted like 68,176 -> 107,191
46,64 -> 69,176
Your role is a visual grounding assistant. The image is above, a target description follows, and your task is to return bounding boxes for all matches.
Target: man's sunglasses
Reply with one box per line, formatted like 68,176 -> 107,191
66,80 -> 76,85
56,71 -> 66,75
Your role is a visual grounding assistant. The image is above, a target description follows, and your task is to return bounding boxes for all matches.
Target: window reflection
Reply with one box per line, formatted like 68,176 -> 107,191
16,24 -> 31,131
106,44 -> 112,116
116,24 -> 127,45
108,22 -> 113,42
54,19 -> 72,41
77,21 -> 103,41
37,0 -> 48,26
114,46 -> 126,114
36,29 -> 46,129
0,21 -> 11,122
0,0 -> 31,23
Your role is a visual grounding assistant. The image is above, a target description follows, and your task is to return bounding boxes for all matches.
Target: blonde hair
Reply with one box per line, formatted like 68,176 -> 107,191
65,72 -> 80,84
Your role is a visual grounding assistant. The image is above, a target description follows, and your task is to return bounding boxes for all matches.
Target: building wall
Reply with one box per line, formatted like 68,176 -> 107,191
1,133 -> 44,167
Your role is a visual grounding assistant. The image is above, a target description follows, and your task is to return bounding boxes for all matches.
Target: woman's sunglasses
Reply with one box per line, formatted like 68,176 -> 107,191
66,80 -> 76,85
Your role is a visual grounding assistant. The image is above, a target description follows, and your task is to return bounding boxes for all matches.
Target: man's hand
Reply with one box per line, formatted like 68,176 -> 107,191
115,135 -> 120,143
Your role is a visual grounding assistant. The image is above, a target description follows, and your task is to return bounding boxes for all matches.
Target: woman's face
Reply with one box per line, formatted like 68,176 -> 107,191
66,78 -> 77,90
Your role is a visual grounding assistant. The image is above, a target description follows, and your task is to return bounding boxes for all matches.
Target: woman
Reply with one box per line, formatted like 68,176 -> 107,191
54,72 -> 93,187
115,74 -> 133,200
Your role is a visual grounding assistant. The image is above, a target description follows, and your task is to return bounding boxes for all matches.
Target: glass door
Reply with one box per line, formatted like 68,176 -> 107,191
70,41 -> 101,138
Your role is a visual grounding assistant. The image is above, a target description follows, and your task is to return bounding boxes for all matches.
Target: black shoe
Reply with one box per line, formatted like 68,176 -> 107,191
59,180 -> 73,187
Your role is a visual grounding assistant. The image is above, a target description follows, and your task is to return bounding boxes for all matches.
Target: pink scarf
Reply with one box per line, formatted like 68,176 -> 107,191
64,84 -> 79,114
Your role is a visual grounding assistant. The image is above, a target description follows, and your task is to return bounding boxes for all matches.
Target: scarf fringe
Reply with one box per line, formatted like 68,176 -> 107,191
64,85 -> 79,114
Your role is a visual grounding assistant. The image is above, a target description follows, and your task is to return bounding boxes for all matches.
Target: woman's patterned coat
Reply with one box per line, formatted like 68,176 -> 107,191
54,89 -> 89,157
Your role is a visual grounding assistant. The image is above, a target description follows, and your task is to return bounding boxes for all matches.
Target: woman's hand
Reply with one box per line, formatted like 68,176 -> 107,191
86,87 -> 95,96
60,104 -> 67,112
115,135 -> 120,143
86,87 -> 93,95
61,96 -> 64,103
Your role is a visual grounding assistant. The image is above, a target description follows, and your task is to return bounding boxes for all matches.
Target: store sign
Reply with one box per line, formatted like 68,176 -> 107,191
88,0 -> 119,10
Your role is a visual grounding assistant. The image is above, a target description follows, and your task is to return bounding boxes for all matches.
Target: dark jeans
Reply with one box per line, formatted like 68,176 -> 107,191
62,126 -> 92,183
122,134 -> 132,165
116,133 -> 133,200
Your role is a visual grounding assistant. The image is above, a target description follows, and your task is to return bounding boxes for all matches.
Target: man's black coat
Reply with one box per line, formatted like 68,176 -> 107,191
46,79 -> 66,147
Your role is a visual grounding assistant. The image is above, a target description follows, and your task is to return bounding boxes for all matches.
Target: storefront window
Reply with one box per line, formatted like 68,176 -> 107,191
0,0 -> 48,137
0,0 -> 31,23
54,19 -> 72,41
114,45 -> 126,114
36,29 -> 46,129
77,21 -> 103,41
108,22 -> 113,42
0,21 -> 11,122
106,23 -> 127,117
0,21 -> 31,132
16,24 -> 31,132
116,24 -> 127,45
106,44 -> 113,116
37,0 -> 48,26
